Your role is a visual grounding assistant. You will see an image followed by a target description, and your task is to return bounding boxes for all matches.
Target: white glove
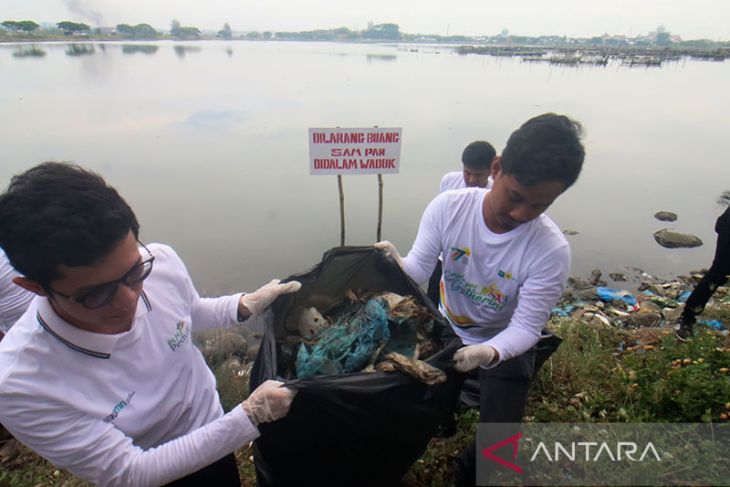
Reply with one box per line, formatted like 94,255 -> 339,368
240,279 -> 302,317
453,344 -> 497,372
242,380 -> 297,425
374,241 -> 404,268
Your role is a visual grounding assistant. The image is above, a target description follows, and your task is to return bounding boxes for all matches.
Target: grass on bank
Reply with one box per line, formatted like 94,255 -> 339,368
2,314 -> 729,486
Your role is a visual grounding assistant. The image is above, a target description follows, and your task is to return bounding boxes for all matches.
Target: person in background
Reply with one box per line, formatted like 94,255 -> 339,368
429,141 -> 498,306
676,204 -> 730,340
377,113 -> 585,485
0,162 -> 300,486
439,140 -> 497,192
0,248 -> 34,340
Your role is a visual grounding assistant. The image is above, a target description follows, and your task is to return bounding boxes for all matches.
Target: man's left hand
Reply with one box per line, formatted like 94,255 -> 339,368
453,344 -> 497,372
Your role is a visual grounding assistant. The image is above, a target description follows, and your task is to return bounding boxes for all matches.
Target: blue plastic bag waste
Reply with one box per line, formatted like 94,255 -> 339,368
596,287 -> 638,306
677,290 -> 692,303
697,319 -> 725,330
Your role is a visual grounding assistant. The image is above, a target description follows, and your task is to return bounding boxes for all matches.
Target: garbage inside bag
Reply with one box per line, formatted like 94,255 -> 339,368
294,289 -> 439,380
296,297 -> 390,378
250,246 -> 465,487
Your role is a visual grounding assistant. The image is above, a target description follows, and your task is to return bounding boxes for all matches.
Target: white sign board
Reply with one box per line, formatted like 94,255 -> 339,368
308,127 -> 402,175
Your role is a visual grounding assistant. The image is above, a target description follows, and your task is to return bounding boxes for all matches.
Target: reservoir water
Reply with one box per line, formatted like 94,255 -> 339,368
1,40 -> 729,294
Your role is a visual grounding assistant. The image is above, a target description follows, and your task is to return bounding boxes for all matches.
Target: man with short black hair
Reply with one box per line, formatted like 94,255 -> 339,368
377,113 -> 585,485
0,162 -> 300,486
439,140 -> 497,192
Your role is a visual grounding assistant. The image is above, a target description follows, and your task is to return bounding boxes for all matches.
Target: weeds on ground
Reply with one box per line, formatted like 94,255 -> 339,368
405,319 -> 730,484
3,319 -> 729,486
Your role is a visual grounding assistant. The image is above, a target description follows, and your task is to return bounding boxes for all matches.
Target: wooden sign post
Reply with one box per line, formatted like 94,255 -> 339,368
308,127 -> 402,245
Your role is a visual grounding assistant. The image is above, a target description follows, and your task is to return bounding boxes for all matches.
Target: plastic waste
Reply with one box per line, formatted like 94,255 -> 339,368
677,290 -> 692,303
250,246 -> 465,486
596,287 -> 638,306
551,304 -> 577,317
697,319 -> 725,330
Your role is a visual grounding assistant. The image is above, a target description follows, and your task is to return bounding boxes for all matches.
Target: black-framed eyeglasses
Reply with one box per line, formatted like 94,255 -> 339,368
49,243 -> 155,310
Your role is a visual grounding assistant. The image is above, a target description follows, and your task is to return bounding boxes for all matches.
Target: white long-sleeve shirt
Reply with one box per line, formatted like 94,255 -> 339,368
403,188 -> 570,364
438,171 -> 493,193
0,243 -> 258,486
0,249 -> 34,332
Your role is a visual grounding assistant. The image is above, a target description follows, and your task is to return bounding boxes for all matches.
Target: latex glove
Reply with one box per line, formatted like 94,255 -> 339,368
242,380 -> 297,425
453,344 -> 497,373
374,240 -> 404,268
240,279 -> 302,317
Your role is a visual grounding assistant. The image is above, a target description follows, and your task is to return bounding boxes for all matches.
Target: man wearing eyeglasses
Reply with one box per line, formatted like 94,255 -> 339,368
0,162 -> 300,486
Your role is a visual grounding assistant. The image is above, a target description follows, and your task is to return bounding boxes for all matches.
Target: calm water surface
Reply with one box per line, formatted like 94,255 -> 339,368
1,41 -> 729,294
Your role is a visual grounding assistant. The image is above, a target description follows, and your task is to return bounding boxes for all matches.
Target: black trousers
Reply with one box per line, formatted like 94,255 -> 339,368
164,452 -> 240,487
682,231 -> 730,323
454,348 -> 536,486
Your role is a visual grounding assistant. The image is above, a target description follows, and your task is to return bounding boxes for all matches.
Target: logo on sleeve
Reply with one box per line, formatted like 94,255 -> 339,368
167,320 -> 190,351
450,246 -> 471,265
104,392 -> 135,423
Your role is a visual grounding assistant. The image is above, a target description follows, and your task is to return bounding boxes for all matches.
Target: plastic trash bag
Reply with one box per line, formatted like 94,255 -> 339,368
596,286 -> 638,306
250,246 -> 465,486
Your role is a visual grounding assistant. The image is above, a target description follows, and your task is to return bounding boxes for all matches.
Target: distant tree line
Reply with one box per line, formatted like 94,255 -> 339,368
274,23 -> 401,41
56,21 -> 90,34
1,18 -> 729,50
1,20 -> 39,32
116,23 -> 157,38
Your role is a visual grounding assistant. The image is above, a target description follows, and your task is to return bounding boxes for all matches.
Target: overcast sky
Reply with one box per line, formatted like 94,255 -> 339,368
2,0 -> 728,40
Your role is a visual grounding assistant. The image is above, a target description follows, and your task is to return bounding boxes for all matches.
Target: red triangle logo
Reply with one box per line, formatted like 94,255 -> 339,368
481,431 -> 524,474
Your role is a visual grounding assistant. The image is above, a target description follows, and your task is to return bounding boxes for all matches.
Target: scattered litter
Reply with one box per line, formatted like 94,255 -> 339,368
596,287 -> 638,306
555,269 -> 727,332
697,319 -> 725,331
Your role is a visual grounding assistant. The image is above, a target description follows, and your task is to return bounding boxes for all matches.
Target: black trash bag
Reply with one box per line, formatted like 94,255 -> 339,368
459,330 -> 563,408
250,246 -> 465,487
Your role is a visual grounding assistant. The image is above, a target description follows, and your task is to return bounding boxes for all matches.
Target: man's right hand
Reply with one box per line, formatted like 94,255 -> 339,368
374,241 -> 404,268
242,380 -> 296,425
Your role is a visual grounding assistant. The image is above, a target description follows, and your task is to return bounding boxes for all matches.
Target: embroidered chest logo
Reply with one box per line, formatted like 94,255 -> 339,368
104,392 -> 135,423
167,320 -> 190,352
450,246 -> 471,265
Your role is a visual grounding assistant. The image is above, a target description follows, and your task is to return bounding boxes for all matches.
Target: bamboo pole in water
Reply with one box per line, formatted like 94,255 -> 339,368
377,174 -> 383,242
338,174 -> 345,246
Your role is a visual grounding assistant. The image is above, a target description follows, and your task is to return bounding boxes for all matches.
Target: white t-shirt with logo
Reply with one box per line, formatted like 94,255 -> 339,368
439,171 -> 493,193
403,188 -> 570,363
0,243 -> 258,486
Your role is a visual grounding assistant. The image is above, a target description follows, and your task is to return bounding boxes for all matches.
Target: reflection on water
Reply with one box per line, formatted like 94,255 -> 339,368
122,44 -> 159,55
174,45 -> 202,59
366,53 -> 397,62
1,40 -> 728,294
12,45 -> 46,58
66,44 -> 95,56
